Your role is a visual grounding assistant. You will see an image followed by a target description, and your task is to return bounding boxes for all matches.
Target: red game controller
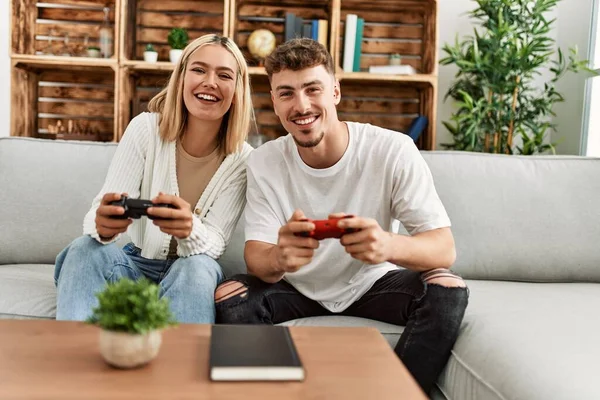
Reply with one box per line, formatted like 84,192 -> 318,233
295,216 -> 359,240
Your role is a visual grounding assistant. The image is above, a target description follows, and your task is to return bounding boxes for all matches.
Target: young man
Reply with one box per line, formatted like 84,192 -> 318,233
214,38 -> 468,394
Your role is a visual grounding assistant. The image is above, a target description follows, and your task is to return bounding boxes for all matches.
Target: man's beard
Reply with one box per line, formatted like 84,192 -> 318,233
293,130 -> 325,148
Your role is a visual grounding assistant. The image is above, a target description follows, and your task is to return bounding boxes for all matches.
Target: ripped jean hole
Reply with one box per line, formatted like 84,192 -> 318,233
215,281 -> 248,303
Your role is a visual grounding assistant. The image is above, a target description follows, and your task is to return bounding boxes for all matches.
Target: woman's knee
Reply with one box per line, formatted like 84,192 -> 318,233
55,236 -> 129,283
172,254 -> 224,284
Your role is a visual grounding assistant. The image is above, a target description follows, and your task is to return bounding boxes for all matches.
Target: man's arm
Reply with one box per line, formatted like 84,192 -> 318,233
245,209 -> 319,283
338,217 -> 455,272
386,227 -> 456,271
245,241 -> 284,283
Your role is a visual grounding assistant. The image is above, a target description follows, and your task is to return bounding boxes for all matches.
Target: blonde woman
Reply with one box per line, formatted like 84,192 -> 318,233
54,34 -> 253,323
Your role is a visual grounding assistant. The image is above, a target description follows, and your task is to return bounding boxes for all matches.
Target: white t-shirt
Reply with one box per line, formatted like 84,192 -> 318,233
244,122 -> 451,312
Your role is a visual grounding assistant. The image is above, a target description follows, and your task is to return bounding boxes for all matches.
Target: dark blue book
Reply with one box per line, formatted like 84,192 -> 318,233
284,12 -> 296,42
406,116 -> 428,141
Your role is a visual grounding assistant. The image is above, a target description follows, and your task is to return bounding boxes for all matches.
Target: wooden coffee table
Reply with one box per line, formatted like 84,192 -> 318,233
0,320 -> 426,399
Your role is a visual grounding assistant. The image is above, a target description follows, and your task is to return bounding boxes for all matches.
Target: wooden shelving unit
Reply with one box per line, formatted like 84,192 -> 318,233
10,0 -> 439,149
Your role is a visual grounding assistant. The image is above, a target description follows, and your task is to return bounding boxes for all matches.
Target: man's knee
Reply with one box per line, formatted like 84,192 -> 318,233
214,275 -> 264,324
422,268 -> 467,288
215,280 -> 248,303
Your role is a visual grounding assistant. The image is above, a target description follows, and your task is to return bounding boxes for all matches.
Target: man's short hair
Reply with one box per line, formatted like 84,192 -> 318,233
264,38 -> 335,81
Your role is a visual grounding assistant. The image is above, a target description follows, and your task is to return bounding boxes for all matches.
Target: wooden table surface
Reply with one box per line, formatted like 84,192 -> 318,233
0,320 -> 426,400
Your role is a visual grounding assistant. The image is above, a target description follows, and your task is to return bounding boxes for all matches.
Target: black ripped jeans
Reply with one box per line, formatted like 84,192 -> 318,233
215,268 -> 469,395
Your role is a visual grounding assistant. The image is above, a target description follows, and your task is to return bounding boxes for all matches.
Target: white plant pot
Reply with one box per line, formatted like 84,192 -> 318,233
87,48 -> 101,58
99,329 -> 162,369
143,51 -> 158,63
169,49 -> 183,64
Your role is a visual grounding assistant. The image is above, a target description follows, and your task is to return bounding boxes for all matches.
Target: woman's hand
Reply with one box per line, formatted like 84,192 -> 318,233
95,193 -> 132,240
147,192 -> 193,239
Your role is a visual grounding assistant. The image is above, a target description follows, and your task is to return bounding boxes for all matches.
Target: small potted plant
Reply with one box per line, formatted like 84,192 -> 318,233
87,46 -> 101,58
167,28 -> 189,63
87,278 -> 177,369
143,43 -> 158,63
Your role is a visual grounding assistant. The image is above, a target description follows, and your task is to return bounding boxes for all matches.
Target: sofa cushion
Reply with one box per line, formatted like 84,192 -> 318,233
437,279 -> 600,400
0,137 -> 118,265
0,264 -> 56,319
282,315 -> 404,349
421,152 -> 600,282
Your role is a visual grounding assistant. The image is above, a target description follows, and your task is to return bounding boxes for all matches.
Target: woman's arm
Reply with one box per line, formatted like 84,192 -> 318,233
82,114 -> 151,243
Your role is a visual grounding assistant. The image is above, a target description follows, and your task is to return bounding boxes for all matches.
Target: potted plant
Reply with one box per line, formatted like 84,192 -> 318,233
143,43 -> 158,63
440,0 -> 597,155
86,46 -> 101,58
87,278 -> 176,369
168,28 -> 189,63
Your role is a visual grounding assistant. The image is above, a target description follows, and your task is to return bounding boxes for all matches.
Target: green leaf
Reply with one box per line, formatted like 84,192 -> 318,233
439,0 -> 592,155
86,278 -> 177,334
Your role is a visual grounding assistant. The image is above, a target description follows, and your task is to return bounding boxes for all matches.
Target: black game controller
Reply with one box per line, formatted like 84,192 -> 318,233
109,196 -> 176,220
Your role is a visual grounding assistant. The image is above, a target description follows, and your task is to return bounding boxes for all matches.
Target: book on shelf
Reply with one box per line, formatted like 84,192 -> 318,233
317,19 -> 328,46
343,14 -> 358,72
406,115 -> 428,142
353,17 -> 364,72
284,12 -> 296,42
367,65 -> 417,75
284,13 -> 328,46
209,325 -> 305,381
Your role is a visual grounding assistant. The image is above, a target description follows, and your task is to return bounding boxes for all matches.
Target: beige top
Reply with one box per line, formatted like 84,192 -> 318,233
168,140 -> 226,257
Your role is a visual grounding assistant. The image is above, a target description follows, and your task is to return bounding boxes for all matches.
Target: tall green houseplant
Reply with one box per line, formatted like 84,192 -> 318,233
440,0 -> 595,155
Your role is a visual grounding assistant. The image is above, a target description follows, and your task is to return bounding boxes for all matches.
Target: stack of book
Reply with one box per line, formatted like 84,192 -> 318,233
284,13 -> 328,47
343,14 -> 416,75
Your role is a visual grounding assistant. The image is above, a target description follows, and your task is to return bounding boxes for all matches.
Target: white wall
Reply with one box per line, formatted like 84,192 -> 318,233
1,2 -> 10,137
436,0 -> 593,155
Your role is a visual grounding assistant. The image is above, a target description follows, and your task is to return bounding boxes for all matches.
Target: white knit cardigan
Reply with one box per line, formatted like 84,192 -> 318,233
83,112 -> 253,260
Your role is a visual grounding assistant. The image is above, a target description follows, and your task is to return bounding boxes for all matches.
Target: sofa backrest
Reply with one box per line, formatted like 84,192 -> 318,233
2,137 -> 599,283
0,137 -> 122,264
421,151 -> 600,283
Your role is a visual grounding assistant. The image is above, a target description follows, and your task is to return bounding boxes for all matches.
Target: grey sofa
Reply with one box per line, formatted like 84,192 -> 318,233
1,136 -> 599,399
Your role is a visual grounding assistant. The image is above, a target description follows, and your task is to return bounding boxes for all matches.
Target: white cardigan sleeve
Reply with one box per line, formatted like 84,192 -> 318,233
176,145 -> 252,259
82,113 -> 151,243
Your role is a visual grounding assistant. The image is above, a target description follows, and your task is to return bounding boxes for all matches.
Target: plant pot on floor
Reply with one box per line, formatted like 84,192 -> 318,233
144,51 -> 158,63
99,329 -> 162,369
169,49 -> 183,63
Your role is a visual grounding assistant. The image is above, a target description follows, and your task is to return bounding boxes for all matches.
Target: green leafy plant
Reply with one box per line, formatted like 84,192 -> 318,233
87,278 -> 176,335
145,43 -> 156,52
167,28 -> 189,50
440,0 -> 597,155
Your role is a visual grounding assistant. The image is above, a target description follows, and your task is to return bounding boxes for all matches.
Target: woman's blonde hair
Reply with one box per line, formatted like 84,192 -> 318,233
148,34 -> 252,154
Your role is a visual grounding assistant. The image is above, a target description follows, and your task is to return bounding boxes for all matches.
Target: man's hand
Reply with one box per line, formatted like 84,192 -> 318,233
95,192 -> 132,240
274,209 -> 319,273
335,213 -> 394,265
147,192 -> 193,239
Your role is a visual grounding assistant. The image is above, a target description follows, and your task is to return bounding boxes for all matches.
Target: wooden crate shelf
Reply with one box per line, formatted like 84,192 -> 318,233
12,0 -> 118,59
249,74 -> 287,140
12,54 -> 117,72
231,0 -> 334,67
336,77 -> 436,149
11,0 -> 440,149
337,0 -> 437,74
123,0 -> 228,62
12,66 -> 116,142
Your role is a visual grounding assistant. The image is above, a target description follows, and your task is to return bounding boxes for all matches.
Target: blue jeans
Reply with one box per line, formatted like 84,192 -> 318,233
54,235 -> 224,323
